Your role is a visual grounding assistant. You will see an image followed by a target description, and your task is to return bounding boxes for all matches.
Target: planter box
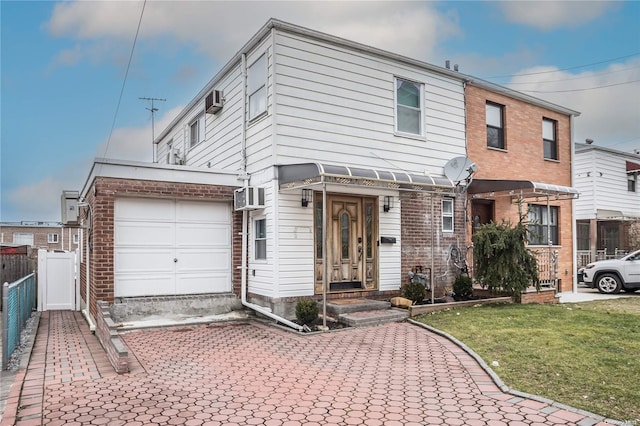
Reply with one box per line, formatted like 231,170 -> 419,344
408,296 -> 513,317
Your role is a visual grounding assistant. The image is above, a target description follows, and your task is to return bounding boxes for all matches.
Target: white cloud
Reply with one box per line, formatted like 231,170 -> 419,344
45,1 -> 460,64
4,107 -> 183,222
507,58 -> 640,152
498,1 -> 619,30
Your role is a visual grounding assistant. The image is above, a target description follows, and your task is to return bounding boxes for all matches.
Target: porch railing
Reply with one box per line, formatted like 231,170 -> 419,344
531,249 -> 558,288
2,272 -> 37,370
576,248 -> 630,268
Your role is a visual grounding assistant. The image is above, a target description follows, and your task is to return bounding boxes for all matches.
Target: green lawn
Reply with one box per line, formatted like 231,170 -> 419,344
414,297 -> 640,423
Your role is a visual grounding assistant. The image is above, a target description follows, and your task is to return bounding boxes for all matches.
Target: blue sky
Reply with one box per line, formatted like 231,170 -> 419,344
1,1 -> 639,222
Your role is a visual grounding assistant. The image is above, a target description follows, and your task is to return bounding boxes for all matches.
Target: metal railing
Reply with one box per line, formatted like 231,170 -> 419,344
2,272 -> 37,370
576,248 -> 630,268
531,249 -> 558,288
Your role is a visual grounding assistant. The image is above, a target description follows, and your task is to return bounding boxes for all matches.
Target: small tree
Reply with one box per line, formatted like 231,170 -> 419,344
473,212 -> 539,301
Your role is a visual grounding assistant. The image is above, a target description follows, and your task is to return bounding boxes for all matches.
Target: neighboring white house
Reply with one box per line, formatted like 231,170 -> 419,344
574,142 -> 640,265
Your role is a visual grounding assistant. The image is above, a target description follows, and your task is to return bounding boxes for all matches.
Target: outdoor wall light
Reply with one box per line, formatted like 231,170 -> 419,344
301,189 -> 313,207
383,196 -> 394,212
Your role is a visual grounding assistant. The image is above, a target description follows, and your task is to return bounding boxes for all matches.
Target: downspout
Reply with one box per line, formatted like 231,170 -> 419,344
570,115 -> 578,294
238,52 -> 302,332
430,193 -> 435,305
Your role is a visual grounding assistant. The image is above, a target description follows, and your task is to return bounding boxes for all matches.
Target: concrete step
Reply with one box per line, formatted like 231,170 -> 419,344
324,298 -> 391,316
338,309 -> 409,328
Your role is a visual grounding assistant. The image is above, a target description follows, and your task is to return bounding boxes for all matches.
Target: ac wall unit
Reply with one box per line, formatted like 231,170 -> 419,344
205,89 -> 223,114
234,187 -> 265,211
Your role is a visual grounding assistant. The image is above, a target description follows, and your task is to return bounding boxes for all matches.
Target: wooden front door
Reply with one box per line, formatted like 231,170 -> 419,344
315,194 -> 377,293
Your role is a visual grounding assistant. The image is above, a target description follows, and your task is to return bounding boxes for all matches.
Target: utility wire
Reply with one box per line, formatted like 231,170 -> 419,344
102,0 -> 147,158
506,65 -> 640,85
518,79 -> 639,93
485,52 -> 640,79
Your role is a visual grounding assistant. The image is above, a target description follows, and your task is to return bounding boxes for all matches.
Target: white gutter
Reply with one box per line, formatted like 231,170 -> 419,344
238,53 -> 302,332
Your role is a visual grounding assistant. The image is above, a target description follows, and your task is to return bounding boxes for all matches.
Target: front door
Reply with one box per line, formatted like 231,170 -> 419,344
315,194 -> 377,293
471,200 -> 494,234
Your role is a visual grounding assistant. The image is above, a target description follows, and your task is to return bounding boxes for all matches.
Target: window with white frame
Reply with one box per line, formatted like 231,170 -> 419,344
442,198 -> 454,232
48,233 -> 59,243
13,233 -> 33,246
543,118 -> 558,160
73,233 -> 79,244
248,53 -> 267,120
528,204 -> 559,245
166,139 -> 174,164
189,116 -> 205,148
395,78 -> 423,135
628,174 -> 637,192
254,218 -> 267,260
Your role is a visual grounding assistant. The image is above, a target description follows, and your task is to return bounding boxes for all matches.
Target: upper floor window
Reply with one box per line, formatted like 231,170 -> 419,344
73,233 -> 79,244
442,198 -> 454,232
248,54 -> 267,120
486,102 -> 505,149
48,233 -> 59,243
629,174 -> 637,192
166,140 -> 174,164
395,78 -> 423,136
254,218 -> 267,260
543,118 -> 558,160
528,204 -> 558,245
190,116 -> 204,148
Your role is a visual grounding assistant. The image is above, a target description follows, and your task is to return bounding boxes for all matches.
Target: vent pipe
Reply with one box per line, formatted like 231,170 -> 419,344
445,60 -> 450,69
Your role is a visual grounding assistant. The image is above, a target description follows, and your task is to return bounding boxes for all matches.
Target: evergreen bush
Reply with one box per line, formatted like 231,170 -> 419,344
295,299 -> 319,325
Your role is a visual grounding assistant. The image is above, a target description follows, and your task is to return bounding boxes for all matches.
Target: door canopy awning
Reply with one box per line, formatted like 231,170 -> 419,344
278,163 -> 455,193
467,179 -> 579,200
596,209 -> 640,220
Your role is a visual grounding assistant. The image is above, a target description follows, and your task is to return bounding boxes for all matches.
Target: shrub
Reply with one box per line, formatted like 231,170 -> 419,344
402,279 -> 425,304
295,299 -> 319,325
453,274 -> 473,300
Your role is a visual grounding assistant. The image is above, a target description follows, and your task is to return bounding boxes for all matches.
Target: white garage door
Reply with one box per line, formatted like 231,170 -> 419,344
114,198 -> 232,297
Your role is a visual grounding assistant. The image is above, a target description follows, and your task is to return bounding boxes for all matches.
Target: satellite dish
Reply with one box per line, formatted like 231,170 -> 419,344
443,156 -> 477,185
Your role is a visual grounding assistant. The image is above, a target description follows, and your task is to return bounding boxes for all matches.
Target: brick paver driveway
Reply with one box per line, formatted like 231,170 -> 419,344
5,311 -> 615,425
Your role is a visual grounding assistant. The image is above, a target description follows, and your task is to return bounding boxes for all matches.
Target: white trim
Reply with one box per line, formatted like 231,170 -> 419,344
393,76 -> 424,137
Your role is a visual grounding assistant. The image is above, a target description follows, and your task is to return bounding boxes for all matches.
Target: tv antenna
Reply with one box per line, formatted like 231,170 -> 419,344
139,97 -> 166,162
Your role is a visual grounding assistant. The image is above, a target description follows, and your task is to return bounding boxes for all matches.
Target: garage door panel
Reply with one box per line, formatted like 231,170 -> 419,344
115,198 -> 232,297
176,273 -> 231,294
116,274 -> 175,297
176,200 -> 230,222
116,198 -> 174,221
115,249 -> 174,274
175,249 -> 231,272
175,224 -> 231,247
115,222 -> 174,246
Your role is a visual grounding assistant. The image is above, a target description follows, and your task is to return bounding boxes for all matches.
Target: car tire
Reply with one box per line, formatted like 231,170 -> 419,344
596,273 -> 622,294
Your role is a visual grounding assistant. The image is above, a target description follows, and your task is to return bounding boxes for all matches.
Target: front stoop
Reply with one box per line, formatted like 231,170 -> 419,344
338,309 -> 409,327
325,299 -> 408,327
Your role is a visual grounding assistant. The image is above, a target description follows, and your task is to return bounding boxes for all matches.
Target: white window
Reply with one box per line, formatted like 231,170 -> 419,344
628,174 -> 637,192
13,233 -> 34,246
166,140 -> 174,164
189,116 -> 205,148
543,118 -> 558,160
395,77 -> 423,135
73,233 -> 79,245
248,54 -> 267,120
442,198 -> 454,232
254,218 -> 267,260
48,233 -> 59,243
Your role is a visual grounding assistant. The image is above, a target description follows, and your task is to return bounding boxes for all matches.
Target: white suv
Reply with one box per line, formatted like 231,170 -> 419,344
582,249 -> 640,294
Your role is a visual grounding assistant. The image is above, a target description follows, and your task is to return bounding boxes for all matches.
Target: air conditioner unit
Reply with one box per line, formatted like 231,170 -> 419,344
234,187 -> 265,211
205,89 -> 223,114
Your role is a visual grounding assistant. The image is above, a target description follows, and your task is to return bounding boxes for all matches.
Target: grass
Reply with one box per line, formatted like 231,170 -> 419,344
414,297 -> 640,423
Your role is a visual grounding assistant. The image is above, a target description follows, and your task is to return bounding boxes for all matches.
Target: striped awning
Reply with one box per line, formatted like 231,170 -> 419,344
278,163 -> 455,192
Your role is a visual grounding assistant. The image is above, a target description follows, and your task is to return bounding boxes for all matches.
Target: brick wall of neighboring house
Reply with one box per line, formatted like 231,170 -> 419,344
400,191 -> 467,296
465,84 -> 575,292
80,177 -> 241,321
0,224 -> 80,252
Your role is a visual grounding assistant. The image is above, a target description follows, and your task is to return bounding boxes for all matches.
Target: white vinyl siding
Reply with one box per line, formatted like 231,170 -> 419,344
379,194 -> 401,291
574,147 -> 640,220
272,31 -> 465,175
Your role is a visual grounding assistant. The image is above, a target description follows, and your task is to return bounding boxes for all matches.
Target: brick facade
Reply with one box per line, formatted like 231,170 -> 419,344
80,177 -> 242,320
0,223 -> 80,252
400,191 -> 467,295
465,84 -> 575,292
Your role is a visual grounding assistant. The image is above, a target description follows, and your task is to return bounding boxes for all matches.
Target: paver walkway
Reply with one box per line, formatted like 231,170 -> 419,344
2,311 -> 618,425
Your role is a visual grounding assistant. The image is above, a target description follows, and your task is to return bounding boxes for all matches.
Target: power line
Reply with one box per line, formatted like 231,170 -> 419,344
485,52 -> 640,80
518,79 -> 639,94
506,65 -> 640,86
102,0 -> 147,158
